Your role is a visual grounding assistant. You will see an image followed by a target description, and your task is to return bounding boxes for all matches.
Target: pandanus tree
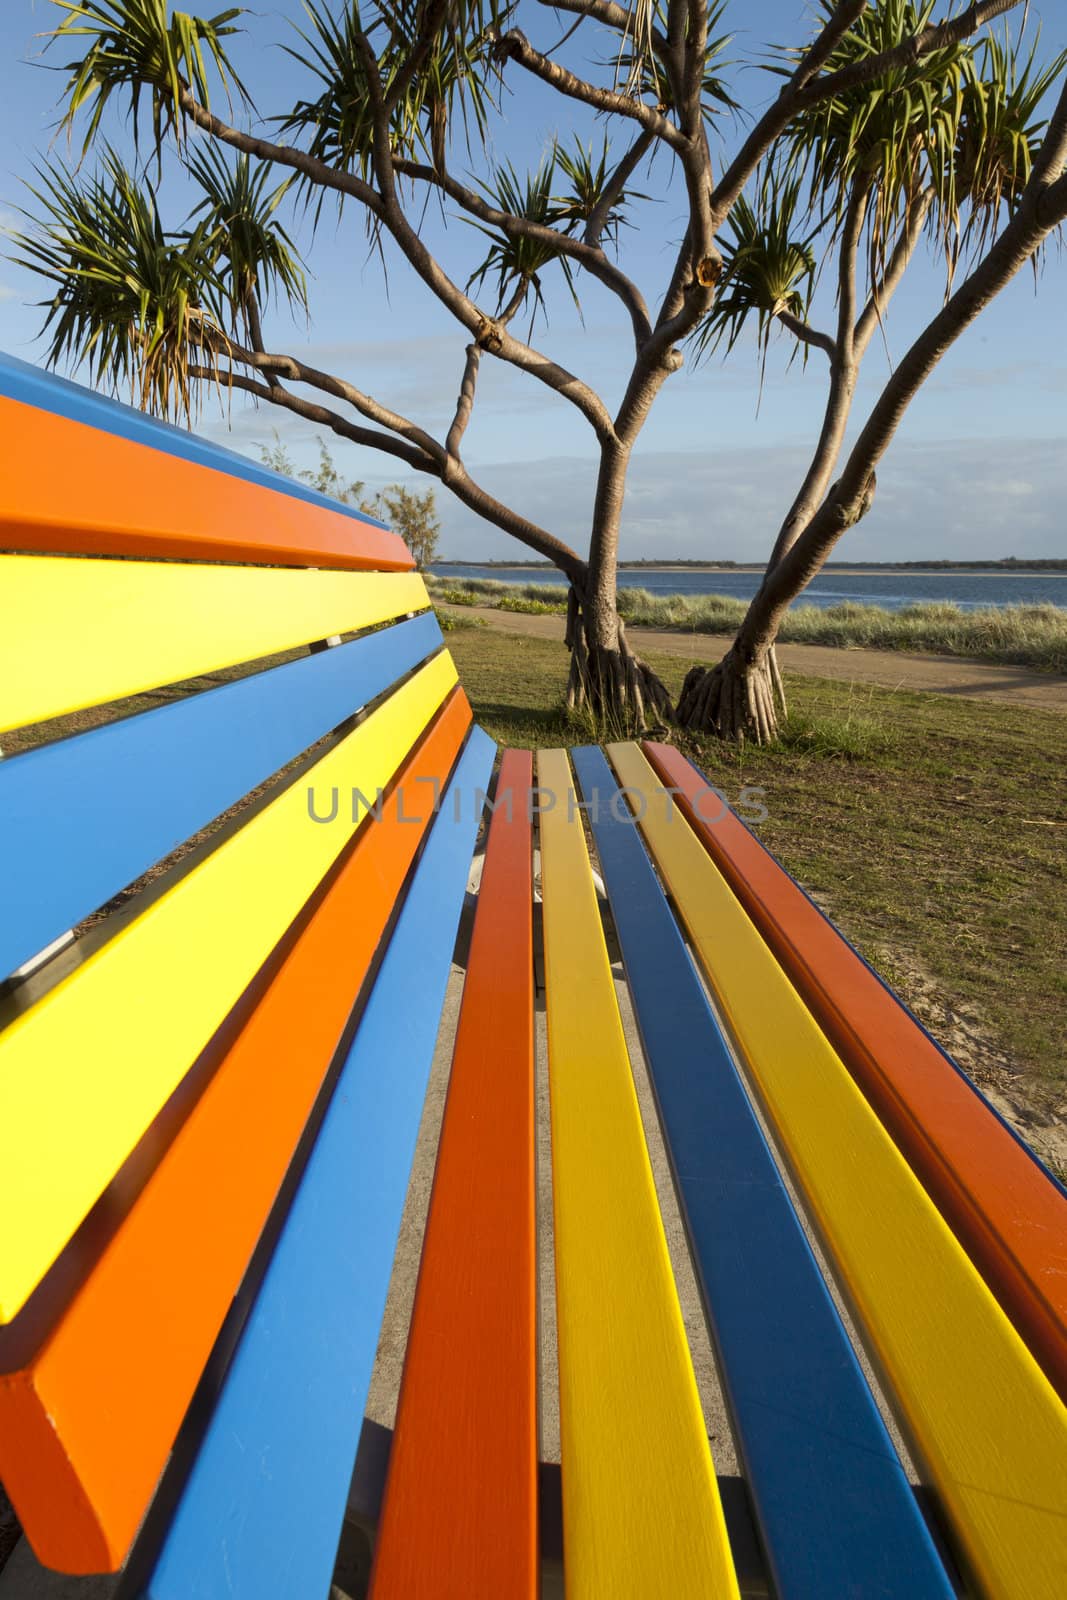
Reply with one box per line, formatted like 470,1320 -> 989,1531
11,0 -> 1067,736
676,4 -> 1067,736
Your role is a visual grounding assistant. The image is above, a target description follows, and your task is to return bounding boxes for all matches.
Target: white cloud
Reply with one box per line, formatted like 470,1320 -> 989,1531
194,358 -> 1066,565
431,437 -> 1067,562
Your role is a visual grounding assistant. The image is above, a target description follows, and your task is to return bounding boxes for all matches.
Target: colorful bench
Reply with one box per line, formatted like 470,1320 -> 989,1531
0,350 -> 1065,1599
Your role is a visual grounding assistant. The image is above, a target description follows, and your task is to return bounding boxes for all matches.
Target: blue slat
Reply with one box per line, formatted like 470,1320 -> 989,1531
0,350 -> 389,528
570,744 -> 955,1600
0,613 -> 441,979
143,726 -> 495,1600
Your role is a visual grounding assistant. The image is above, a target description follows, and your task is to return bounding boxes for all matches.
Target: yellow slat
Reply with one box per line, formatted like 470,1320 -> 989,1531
0,555 -> 429,732
0,652 -> 457,1323
537,749 -> 739,1600
607,740 -> 1067,1599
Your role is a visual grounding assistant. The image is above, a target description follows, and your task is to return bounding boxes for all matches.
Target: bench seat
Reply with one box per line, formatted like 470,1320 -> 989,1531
1,353 -> 1065,1599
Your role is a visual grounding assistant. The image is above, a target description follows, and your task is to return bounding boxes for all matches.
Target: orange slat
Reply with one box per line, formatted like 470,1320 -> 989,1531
370,749 -> 537,1600
0,395 -> 414,570
643,739 -> 1067,1403
0,691 -> 471,1574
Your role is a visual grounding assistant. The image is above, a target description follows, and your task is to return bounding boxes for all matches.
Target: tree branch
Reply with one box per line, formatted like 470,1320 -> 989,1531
351,24 -> 398,206
653,224 -> 694,331
191,366 -> 436,472
191,365 -> 589,579
439,271 -> 539,468
211,338 -> 448,465
763,182 -> 870,573
382,0 -> 451,118
381,192 -> 619,440
178,91 -> 382,214
357,37 -> 620,441
539,0 -> 670,63
709,1 -> 866,222
583,130 -> 654,249
245,293 -> 281,389
393,158 -> 654,346
854,187 -> 934,356
776,311 -> 837,361
441,457 -> 589,583
446,343 -> 480,459
836,177 -> 871,364
178,78 -> 615,442
1038,169 -> 1067,225
682,0 -> 709,136
492,28 -> 688,151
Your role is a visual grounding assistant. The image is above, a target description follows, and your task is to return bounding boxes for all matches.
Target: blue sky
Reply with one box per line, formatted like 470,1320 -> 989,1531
1,0 -> 1065,561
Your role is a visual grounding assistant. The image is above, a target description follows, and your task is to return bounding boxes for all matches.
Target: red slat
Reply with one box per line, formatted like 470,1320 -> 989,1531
370,749 -> 537,1600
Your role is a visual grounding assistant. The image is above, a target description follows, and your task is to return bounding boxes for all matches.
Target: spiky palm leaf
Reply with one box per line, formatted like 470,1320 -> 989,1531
946,27 -> 1067,269
278,2 -> 381,185
186,144 -> 308,327
777,3 -> 1064,285
466,157 -> 581,329
552,136 -> 650,250
10,148 -> 226,420
689,175 -> 818,377
48,0 -> 250,151
776,0 -> 968,273
278,0 -> 498,195
612,0 -> 738,126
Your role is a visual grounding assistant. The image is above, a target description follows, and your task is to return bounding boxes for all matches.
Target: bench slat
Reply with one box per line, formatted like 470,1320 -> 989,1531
608,740 -> 1067,1598
0,652 -> 456,1324
0,690 -> 472,1574
643,739 -> 1067,1402
0,556 -> 428,734
371,749 -> 537,1599
0,612 -> 441,982
537,748 -> 739,1600
0,352 -> 390,532
141,728 -> 495,1600
570,744 -> 954,1600
0,357 -> 412,571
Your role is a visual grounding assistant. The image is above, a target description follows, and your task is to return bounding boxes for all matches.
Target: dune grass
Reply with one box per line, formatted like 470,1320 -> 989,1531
426,577 -> 1067,673
448,625 -> 1067,1170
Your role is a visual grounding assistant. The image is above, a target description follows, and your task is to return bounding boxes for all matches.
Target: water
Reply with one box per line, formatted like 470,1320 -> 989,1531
430,565 -> 1067,612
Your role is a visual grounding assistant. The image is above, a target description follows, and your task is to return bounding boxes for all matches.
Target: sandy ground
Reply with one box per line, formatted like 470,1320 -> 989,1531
444,604 -> 1067,713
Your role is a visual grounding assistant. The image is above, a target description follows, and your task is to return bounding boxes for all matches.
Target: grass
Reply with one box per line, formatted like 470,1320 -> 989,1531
448,626 -> 1067,1160
427,577 -> 1067,673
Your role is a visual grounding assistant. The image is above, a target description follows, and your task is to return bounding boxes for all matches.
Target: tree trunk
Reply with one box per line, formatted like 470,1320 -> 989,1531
564,440 -> 673,734
676,635 -> 787,743
679,473 -> 876,742
564,578 -> 673,735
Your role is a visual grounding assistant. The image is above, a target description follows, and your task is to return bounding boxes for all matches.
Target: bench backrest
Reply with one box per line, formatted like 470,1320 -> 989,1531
0,351 -> 493,1590
2,351 -> 1067,1600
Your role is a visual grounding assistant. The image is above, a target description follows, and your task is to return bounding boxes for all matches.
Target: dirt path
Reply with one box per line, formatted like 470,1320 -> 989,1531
445,604 -> 1067,713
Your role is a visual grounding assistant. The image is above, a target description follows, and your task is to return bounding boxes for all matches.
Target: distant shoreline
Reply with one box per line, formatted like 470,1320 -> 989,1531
434,560 -> 1067,575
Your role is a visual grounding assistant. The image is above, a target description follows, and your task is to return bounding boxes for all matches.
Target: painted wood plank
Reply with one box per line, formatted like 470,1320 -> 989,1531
0,351 -> 390,532
537,747 -> 739,1600
371,749 -> 537,1600
643,740 -> 1067,1404
0,690 -> 472,1575
0,613 -> 441,982
0,356 -> 412,571
0,653 -> 457,1325
142,728 -> 495,1600
570,745 -> 953,1600
607,740 -> 1067,1599
0,556 -> 429,734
